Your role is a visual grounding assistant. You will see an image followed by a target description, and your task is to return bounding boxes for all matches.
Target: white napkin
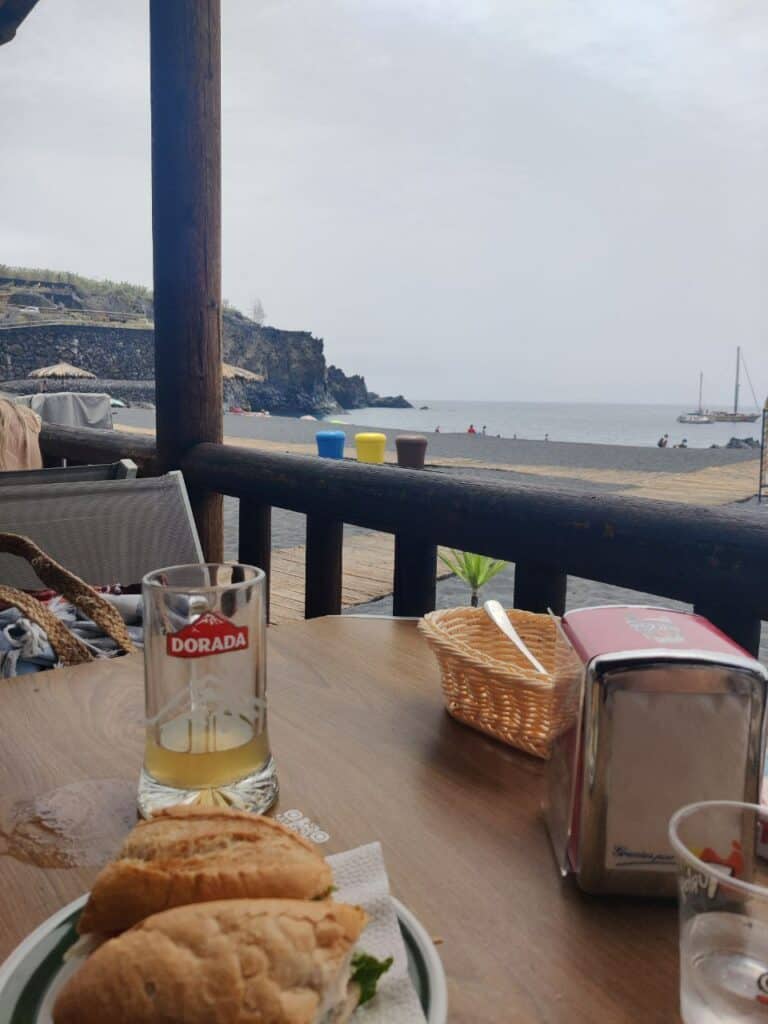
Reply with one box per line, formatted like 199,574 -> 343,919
328,842 -> 428,1023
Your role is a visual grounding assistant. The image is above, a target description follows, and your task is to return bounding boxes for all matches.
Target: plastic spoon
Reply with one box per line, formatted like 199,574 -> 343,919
483,599 -> 549,676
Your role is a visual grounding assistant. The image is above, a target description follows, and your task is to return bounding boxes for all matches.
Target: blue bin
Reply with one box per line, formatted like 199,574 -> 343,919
316,430 -> 346,459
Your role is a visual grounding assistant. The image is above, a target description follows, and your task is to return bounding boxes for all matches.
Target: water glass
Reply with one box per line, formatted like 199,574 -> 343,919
669,801 -> 768,1023
138,563 -> 277,817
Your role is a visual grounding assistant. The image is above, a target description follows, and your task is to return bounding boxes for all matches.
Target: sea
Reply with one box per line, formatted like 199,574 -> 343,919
329,400 -> 764,449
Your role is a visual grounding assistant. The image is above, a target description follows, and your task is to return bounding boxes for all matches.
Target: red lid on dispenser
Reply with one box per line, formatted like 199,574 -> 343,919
561,605 -> 750,666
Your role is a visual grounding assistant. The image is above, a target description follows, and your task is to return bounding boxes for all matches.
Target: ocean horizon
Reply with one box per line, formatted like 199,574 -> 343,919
330,399 -> 764,449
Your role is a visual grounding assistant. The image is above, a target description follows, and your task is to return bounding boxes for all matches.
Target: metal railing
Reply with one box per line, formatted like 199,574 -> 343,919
39,423 -> 768,654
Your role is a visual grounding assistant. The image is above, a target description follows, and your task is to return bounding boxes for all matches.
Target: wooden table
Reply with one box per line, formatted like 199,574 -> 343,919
0,618 -> 679,1022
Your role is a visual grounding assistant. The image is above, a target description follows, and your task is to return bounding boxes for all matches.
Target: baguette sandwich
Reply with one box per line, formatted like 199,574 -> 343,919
78,806 -> 334,935
54,899 -> 379,1024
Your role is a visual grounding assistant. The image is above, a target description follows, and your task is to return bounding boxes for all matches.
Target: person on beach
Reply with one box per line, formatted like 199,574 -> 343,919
435,425 -> 440,433
467,424 -> 476,434
657,434 -> 669,448
482,425 -> 487,436
544,433 -> 549,441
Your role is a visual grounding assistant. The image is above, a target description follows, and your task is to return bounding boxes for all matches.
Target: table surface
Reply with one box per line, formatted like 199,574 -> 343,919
0,617 -> 679,1023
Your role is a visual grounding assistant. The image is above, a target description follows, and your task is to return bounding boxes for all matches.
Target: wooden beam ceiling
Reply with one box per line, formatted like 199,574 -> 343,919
0,0 -> 39,46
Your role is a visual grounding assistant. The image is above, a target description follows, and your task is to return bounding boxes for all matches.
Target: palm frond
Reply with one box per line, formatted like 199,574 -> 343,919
438,549 -> 508,595
438,550 -> 463,576
475,558 -> 507,588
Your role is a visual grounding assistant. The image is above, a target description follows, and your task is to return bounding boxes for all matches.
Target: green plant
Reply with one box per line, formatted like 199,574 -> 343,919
439,550 -> 507,607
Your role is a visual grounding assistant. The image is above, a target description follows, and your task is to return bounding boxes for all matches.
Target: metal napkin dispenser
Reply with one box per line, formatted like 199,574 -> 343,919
545,605 -> 768,898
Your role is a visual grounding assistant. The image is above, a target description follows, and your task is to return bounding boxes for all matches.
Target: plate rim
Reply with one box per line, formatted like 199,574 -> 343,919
0,894 -> 87,997
0,893 -> 447,1023
391,896 -> 448,1024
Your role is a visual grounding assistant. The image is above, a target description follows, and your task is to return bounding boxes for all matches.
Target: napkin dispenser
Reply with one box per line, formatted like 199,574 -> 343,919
544,605 -> 768,898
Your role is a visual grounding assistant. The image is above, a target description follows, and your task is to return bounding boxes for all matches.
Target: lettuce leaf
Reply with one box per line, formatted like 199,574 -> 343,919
350,951 -> 393,1005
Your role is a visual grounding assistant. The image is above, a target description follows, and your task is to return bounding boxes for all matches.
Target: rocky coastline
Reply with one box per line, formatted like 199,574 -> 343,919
0,271 -> 412,415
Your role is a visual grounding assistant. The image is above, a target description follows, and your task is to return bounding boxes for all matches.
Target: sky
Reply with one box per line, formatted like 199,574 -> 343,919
1,0 -> 766,405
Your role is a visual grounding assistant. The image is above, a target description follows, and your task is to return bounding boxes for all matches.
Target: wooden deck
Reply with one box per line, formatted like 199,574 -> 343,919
270,532 -> 452,624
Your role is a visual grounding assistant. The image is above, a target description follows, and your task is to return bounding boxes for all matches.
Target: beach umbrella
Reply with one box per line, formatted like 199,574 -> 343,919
28,362 -> 97,379
300,414 -> 317,421
221,362 -> 264,382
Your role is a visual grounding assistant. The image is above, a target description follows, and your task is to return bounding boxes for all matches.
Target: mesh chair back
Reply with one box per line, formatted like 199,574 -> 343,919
0,471 -> 202,589
0,459 -> 137,486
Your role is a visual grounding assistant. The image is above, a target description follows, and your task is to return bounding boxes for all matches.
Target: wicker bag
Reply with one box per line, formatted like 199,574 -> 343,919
0,533 -> 135,667
418,606 -> 581,759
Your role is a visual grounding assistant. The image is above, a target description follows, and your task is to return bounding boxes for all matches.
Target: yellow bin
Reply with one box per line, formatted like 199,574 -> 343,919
355,432 -> 386,464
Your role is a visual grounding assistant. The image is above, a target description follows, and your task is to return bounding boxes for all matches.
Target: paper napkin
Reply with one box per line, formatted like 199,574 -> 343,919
328,842 -> 430,1023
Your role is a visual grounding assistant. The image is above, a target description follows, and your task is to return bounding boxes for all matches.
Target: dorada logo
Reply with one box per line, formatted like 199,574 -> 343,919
167,612 -> 249,659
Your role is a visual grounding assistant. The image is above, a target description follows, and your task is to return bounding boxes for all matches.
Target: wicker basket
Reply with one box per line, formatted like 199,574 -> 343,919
418,606 -> 581,758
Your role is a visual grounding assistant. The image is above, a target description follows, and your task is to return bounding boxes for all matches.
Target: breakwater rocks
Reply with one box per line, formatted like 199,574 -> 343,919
722,437 -> 761,450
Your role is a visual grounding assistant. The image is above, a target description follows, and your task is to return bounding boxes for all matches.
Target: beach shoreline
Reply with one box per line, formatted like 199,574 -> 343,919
116,407 -> 758,474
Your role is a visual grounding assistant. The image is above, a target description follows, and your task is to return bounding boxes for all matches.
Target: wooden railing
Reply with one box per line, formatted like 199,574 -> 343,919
40,423 -> 768,655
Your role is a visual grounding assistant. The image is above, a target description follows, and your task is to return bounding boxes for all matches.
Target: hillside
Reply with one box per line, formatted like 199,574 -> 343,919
0,266 -> 409,413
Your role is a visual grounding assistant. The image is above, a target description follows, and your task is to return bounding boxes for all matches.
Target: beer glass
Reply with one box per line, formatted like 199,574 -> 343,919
138,563 -> 277,817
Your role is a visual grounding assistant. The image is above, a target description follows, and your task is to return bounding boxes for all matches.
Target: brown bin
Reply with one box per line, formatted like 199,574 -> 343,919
395,434 -> 428,469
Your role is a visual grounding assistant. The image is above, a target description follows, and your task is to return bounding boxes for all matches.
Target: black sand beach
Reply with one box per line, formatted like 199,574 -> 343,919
117,408 -> 758,474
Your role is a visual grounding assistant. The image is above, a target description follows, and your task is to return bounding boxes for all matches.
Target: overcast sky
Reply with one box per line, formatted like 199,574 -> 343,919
1,0 -> 766,404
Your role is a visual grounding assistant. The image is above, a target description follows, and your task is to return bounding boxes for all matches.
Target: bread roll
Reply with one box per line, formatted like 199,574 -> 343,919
78,806 -> 333,935
54,899 -> 367,1024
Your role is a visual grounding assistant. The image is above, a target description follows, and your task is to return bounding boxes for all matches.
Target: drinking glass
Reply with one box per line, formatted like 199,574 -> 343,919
138,563 -> 277,817
669,801 -> 768,1023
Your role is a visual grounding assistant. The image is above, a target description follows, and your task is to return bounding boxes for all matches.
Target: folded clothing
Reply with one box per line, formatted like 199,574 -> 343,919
0,594 -> 143,677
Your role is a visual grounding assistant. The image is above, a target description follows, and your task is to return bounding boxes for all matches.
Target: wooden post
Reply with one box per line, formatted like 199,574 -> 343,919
514,562 -> 567,616
238,500 -> 272,622
149,0 -> 223,560
393,534 -> 437,617
305,515 -> 343,619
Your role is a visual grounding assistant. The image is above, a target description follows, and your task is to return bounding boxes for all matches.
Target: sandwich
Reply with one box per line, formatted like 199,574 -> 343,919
77,806 -> 334,935
54,898 -> 390,1024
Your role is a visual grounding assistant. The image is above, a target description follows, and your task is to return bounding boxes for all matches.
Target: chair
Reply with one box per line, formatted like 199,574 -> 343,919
0,459 -> 138,487
0,470 -> 202,589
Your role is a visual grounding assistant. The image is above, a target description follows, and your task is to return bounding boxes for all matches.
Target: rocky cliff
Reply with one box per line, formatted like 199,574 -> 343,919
0,321 -> 342,414
0,268 -> 410,415
327,365 -> 368,410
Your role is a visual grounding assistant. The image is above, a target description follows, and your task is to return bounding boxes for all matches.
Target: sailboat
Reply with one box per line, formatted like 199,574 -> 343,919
677,348 -> 760,425
707,347 -> 760,423
677,372 -> 712,424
